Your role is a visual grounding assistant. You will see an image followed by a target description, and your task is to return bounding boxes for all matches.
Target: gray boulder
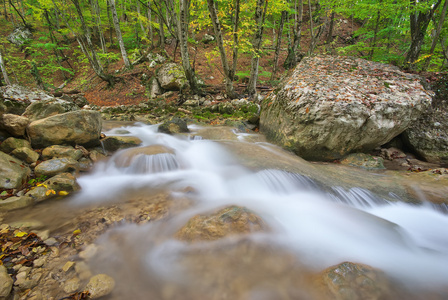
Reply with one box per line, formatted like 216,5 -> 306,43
260,56 -> 433,161
7,27 -> 32,46
158,117 -> 189,134
42,145 -> 83,160
0,113 -> 30,136
27,110 -> 102,148
23,98 -> 79,122
157,63 -> 189,91
0,137 -> 31,153
34,158 -> 78,177
0,151 -> 31,189
1,84 -> 53,104
11,147 -> 39,164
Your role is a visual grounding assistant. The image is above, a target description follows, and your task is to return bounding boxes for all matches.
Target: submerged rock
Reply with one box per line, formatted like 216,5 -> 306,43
85,274 -> 115,299
100,136 -> 142,152
340,153 -> 385,170
175,205 -> 268,242
27,110 -> 102,148
260,55 -> 433,161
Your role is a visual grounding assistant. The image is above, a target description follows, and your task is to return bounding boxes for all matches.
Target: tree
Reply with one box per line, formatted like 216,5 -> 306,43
109,0 -> 131,69
0,49 -> 11,85
284,0 -> 303,69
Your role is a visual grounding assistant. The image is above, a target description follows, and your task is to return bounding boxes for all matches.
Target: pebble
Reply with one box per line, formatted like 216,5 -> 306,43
85,274 -> 115,299
62,261 -> 75,273
63,277 -> 81,294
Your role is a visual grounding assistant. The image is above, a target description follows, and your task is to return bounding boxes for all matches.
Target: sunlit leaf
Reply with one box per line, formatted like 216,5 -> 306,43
15,232 -> 28,237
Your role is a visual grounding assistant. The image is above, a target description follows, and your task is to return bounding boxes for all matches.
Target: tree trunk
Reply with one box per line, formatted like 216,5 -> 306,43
326,11 -> 335,44
177,0 -> 199,93
247,0 -> 269,97
307,0 -> 325,56
369,10 -> 381,60
0,50 -> 11,86
423,0 -> 448,69
91,0 -> 107,54
271,10 -> 286,81
109,0 -> 131,69
147,0 -> 154,47
206,0 -> 236,98
284,0 -> 302,69
230,0 -> 240,80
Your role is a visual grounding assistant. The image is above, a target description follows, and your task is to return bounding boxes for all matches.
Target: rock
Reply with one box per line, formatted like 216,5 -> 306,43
60,94 -> 89,108
7,27 -> 32,46
0,137 -> 31,153
260,55 -> 433,161
23,98 -> 80,122
112,145 -> 175,168
89,150 -> 107,162
318,262 -> 394,300
75,261 -> 92,281
0,84 -> 53,104
0,265 -> 13,298
201,33 -> 215,44
157,63 -> 189,91
0,113 -> 30,136
79,244 -> 98,260
41,145 -> 83,160
340,153 -> 385,170
158,117 -> 189,134
63,277 -> 81,294
100,136 -> 142,152
62,261 -> 75,273
0,151 -> 30,189
0,196 -> 33,211
11,147 -> 40,164
85,274 -> 115,299
175,205 -> 268,243
77,157 -> 93,172
34,158 -> 78,177
380,147 -> 406,160
27,110 -> 102,148
0,128 -> 10,142
150,78 -> 163,99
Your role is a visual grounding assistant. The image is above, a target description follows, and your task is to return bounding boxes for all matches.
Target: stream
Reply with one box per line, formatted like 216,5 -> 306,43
5,122 -> 448,299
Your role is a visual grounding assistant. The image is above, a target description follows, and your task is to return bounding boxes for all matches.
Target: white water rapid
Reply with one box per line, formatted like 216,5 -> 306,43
72,122 -> 448,299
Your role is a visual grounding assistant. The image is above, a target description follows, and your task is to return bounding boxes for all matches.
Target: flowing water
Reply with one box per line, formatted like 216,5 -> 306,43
6,122 -> 448,299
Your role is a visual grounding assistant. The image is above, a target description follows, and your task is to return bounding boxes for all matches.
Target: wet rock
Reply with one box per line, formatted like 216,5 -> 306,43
157,63 -> 189,91
0,265 -> 13,298
340,153 -> 385,170
11,147 -> 39,164
63,276 -> 81,294
175,205 -> 268,242
89,150 -> 107,162
158,117 -> 189,134
77,157 -> 93,172
0,137 -> 31,153
27,110 -> 102,148
112,145 -> 175,168
260,55 -> 433,161
79,244 -> 98,260
62,261 -> 75,273
100,136 -> 142,152
0,113 -> 30,136
75,261 -> 92,281
85,274 -> 115,299
0,151 -> 31,189
41,145 -> 83,161
318,262 -> 394,300
23,98 -> 80,122
34,158 -> 78,177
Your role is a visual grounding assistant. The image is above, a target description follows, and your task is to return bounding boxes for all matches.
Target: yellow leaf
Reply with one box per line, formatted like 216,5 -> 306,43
58,191 -> 69,196
15,232 -> 28,237
45,189 -> 56,196
73,229 -> 81,235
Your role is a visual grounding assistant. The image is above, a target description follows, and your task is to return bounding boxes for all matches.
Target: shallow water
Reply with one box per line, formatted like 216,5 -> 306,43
7,122 -> 448,299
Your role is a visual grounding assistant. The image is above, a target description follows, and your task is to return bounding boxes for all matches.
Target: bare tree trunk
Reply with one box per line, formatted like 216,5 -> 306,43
109,0 -> 131,69
136,0 -> 146,35
178,0 -> 199,93
369,10 -> 381,60
326,11 -> 335,44
271,10 -> 286,81
91,0 -> 107,54
284,0 -> 303,69
206,0 -> 236,98
247,0 -> 268,97
147,0 -> 154,47
0,50 -> 11,86
307,0 -> 325,56
423,0 -> 448,69
230,0 -> 240,80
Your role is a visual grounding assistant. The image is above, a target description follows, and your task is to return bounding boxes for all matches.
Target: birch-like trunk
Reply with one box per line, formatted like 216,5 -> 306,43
0,50 -> 11,86
284,0 -> 302,69
247,0 -> 268,97
271,10 -> 286,81
109,0 -> 131,69
206,0 -> 236,98
230,0 -> 240,80
423,0 -> 448,69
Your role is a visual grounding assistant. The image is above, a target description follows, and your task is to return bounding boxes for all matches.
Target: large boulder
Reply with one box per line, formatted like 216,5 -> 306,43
22,98 -> 79,121
0,137 -> 31,153
402,74 -> 448,164
158,117 -> 189,134
0,84 -> 53,104
0,151 -> 31,189
156,63 -> 189,91
7,27 -> 32,46
260,56 -> 433,161
0,113 -> 30,136
27,110 -> 102,148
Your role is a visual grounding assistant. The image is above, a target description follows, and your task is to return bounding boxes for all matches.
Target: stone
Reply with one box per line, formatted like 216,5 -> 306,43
156,63 -> 189,91
85,274 -> 115,299
22,98 -> 80,122
34,158 -> 78,177
0,137 -> 31,153
100,136 -> 142,152
112,145 -> 175,168
79,244 -> 98,260
77,157 -> 93,172
201,33 -> 215,44
63,277 -> 81,294
175,205 -> 268,243
0,151 -> 30,189
0,265 -> 13,298
150,78 -> 163,99
380,147 -> 406,160
25,173 -> 79,202
340,153 -> 385,170
260,55 -> 433,161
11,147 -> 40,164
75,261 -> 92,281
7,27 -> 32,46
0,113 -> 30,136
318,262 -> 394,300
158,117 -> 190,134
27,110 -> 102,148
0,84 -> 52,105
62,261 -> 75,273
41,145 -> 83,160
